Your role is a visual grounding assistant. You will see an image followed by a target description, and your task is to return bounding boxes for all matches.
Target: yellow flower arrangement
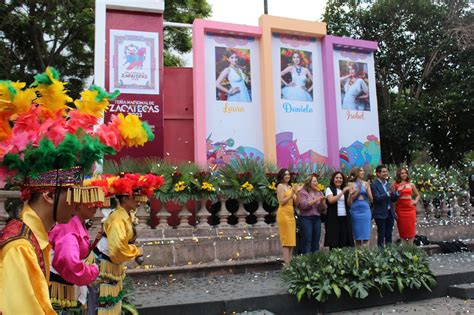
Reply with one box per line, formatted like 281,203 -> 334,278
117,113 -> 149,147
33,67 -> 73,117
74,90 -> 113,118
174,181 -> 187,192
240,181 -> 254,192
201,181 -> 216,192
267,181 -> 277,190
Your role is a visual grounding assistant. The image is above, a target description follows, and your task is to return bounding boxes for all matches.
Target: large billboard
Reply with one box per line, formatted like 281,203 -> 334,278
332,49 -> 381,172
203,33 -> 264,168
271,34 -> 327,171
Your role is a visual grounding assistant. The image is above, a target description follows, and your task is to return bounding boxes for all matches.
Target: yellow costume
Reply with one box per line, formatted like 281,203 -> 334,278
96,205 -> 140,315
0,205 -> 55,315
0,68 -> 154,315
276,188 -> 296,246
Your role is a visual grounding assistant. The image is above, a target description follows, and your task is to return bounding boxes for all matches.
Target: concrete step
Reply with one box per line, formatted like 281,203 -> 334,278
127,241 -> 474,280
236,311 -> 274,315
135,252 -> 474,315
448,283 -> 474,299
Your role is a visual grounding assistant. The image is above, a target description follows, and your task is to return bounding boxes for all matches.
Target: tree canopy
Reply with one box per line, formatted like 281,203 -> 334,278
0,0 -> 95,97
0,0 -> 212,95
163,0 -> 212,66
324,0 -> 473,167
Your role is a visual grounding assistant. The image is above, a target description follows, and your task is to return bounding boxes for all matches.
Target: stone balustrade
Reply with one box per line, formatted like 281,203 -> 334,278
1,189 -> 473,270
1,189 -> 473,231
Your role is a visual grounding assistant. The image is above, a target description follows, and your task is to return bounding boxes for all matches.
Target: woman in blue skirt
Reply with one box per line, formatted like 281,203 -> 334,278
348,167 -> 373,246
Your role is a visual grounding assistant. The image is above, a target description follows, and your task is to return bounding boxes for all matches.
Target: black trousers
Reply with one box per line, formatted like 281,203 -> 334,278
375,216 -> 394,248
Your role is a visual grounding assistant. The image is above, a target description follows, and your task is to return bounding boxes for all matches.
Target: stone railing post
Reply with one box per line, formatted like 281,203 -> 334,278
0,191 -> 21,229
235,199 -> 248,227
196,199 -> 211,228
415,200 -> 425,223
135,203 -> 150,229
218,197 -> 231,228
156,203 -> 171,229
426,200 -> 436,222
451,196 -> 461,221
93,207 -> 104,227
466,191 -> 473,218
178,201 -> 193,228
440,200 -> 449,219
0,192 -> 10,229
254,200 -> 267,227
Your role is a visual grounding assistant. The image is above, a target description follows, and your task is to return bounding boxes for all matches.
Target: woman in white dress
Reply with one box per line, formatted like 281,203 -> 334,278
216,50 -> 251,102
281,52 -> 313,102
340,63 -> 369,111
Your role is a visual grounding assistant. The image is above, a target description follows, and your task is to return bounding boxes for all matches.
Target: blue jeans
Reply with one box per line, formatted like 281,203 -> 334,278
299,215 -> 321,254
374,216 -> 394,248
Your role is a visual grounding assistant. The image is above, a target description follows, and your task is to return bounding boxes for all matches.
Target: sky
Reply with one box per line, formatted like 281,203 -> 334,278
207,0 -> 327,25
182,0 -> 328,66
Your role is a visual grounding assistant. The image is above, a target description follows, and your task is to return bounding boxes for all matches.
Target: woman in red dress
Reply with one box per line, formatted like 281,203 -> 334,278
393,168 -> 421,245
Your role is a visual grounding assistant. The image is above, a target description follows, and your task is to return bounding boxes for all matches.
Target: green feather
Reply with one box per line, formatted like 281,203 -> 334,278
142,122 -> 155,141
78,135 -> 113,172
90,85 -> 120,101
24,138 -> 57,174
0,80 -> 18,101
2,153 -> 28,176
31,67 -> 59,86
56,134 -> 82,170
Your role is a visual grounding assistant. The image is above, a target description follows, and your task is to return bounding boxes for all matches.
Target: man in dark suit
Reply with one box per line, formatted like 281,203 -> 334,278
371,165 -> 399,248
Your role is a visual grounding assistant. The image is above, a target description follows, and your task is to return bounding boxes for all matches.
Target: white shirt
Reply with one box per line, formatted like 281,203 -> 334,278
325,187 -> 346,216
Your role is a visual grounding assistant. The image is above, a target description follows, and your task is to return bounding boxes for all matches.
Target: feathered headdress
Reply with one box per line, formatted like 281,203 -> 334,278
0,67 -> 155,202
86,172 -> 164,203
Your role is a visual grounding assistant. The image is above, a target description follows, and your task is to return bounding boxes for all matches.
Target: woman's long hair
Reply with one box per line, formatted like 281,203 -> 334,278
303,174 -> 318,193
329,172 -> 347,190
276,168 -> 292,186
395,167 -> 410,184
348,167 -> 363,183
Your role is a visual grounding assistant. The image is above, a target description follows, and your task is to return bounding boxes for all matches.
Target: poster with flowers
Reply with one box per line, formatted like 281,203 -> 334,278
215,47 -> 252,102
109,29 -> 159,95
204,33 -> 264,169
271,33 -> 328,171
280,48 -> 313,101
332,49 -> 381,172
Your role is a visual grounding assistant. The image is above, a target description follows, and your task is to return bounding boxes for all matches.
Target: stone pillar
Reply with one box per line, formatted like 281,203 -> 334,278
196,199 -> 211,228
415,200 -> 426,223
235,200 -> 248,227
0,191 -> 10,229
93,207 -> 105,226
440,200 -> 449,219
156,203 -> 171,229
254,201 -> 267,227
426,201 -> 436,222
218,197 -> 231,228
178,202 -> 193,228
0,191 -> 21,229
136,203 -> 150,229
451,196 -> 461,221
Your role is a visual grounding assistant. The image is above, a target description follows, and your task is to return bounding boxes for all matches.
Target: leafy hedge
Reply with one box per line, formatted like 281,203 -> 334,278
101,157 -> 470,206
282,245 -> 436,302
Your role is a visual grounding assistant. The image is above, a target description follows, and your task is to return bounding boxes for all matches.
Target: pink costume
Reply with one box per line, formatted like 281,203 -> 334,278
48,215 -> 99,309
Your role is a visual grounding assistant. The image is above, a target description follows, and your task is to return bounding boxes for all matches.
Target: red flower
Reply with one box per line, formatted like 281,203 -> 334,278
67,110 -> 98,134
112,177 -> 133,195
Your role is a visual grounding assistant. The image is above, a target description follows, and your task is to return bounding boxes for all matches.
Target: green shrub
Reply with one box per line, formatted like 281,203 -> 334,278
282,245 -> 436,303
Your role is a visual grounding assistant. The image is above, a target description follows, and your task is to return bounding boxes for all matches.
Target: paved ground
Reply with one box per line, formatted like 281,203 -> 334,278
132,252 -> 474,310
339,296 -> 474,314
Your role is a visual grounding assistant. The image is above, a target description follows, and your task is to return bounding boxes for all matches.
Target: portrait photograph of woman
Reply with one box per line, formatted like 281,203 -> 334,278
339,60 -> 370,111
280,48 -> 313,102
215,47 -> 252,103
